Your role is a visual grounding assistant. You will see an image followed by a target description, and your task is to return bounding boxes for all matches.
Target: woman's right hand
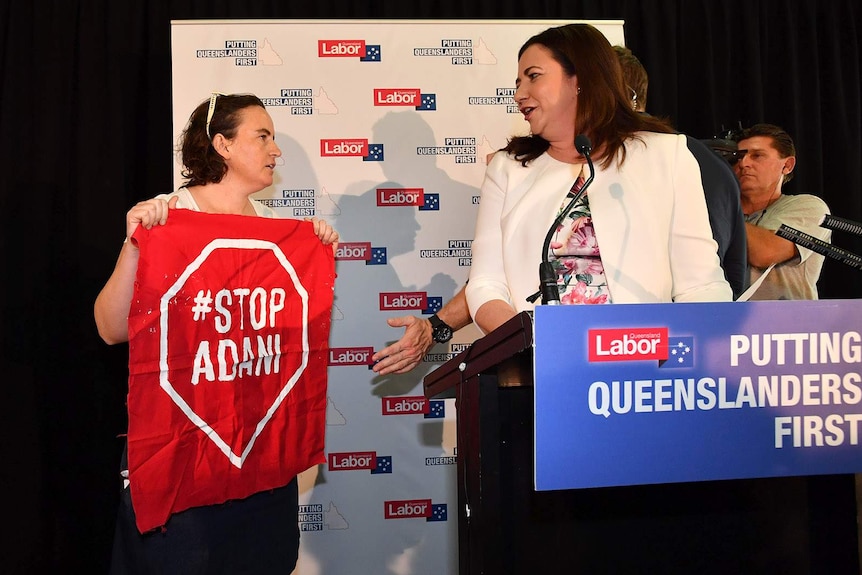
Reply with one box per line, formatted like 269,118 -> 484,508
97,195 -> 179,345
125,195 -> 180,243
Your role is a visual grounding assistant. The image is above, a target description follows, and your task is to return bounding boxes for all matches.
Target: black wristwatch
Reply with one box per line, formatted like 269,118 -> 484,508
429,313 -> 454,343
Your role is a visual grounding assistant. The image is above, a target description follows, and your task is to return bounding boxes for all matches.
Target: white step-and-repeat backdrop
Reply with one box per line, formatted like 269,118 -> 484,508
170,19 -> 624,574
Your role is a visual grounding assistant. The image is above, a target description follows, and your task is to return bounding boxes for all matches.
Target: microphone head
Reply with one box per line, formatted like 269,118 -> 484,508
575,134 -> 592,156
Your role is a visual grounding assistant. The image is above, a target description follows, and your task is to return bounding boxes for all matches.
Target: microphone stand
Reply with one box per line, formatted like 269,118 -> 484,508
531,134 -> 596,305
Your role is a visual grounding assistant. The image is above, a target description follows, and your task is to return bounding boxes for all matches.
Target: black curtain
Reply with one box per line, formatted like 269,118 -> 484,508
1,1 -> 860,572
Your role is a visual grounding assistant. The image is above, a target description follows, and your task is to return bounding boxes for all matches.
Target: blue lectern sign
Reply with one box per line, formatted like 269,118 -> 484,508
533,300 -> 862,490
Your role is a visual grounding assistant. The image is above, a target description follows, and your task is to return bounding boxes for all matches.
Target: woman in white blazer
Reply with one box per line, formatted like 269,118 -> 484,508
466,24 -> 732,333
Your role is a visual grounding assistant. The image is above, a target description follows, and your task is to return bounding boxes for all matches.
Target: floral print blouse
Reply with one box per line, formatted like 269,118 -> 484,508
548,176 -> 613,305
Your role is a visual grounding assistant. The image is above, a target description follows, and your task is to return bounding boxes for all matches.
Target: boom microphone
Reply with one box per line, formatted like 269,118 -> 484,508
820,214 -> 862,238
531,135 -> 596,305
776,224 -> 862,271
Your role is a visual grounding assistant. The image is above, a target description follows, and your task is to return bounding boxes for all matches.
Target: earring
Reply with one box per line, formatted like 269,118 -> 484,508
577,87 -> 581,94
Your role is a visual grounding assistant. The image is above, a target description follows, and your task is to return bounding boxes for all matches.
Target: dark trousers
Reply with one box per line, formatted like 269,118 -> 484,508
110,446 -> 299,575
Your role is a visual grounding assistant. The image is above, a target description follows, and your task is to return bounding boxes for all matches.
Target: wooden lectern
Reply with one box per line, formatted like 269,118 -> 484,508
424,311 -> 859,575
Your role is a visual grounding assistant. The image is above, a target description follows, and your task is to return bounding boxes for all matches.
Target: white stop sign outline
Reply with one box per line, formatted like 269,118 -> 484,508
158,238 -> 309,469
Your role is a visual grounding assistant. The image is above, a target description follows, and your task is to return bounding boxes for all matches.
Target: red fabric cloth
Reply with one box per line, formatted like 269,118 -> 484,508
126,209 -> 333,533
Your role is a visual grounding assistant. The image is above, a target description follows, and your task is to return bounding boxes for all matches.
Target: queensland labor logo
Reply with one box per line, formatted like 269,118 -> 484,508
159,238 -> 309,469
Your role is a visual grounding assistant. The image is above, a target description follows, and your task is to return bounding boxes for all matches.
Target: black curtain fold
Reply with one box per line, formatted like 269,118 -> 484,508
2,1 -> 861,572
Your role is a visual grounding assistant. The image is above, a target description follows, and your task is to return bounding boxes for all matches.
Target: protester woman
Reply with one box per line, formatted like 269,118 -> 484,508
95,93 -> 337,573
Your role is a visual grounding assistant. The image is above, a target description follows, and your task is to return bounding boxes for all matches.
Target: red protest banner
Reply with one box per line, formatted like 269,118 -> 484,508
126,208 -> 333,533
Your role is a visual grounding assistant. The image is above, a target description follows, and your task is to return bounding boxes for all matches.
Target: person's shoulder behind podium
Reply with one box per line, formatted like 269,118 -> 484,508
466,23 -> 732,334
613,44 -> 749,300
94,93 -> 338,575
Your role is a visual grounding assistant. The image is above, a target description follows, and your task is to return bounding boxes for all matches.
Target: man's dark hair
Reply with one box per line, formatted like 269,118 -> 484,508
735,123 -> 796,183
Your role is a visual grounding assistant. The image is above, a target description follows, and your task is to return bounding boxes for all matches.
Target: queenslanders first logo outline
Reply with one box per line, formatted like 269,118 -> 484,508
194,38 -> 284,67
318,39 -> 381,62
424,342 -> 470,365
420,239 -> 472,267
412,36 -> 498,66
298,501 -> 350,532
195,39 -> 258,66
417,137 -> 477,165
468,87 -> 520,114
260,89 -> 315,116
298,503 -> 325,532
413,38 -> 473,65
257,188 -> 317,217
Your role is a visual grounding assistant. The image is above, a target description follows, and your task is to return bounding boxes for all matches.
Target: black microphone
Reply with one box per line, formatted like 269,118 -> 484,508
820,214 -> 862,238
775,224 -> 862,271
530,134 -> 596,305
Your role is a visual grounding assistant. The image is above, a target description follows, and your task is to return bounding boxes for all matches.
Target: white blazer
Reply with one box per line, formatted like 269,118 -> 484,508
466,132 -> 732,320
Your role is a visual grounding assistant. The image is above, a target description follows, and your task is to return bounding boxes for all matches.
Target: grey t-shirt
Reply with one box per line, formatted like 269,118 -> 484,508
746,193 -> 831,300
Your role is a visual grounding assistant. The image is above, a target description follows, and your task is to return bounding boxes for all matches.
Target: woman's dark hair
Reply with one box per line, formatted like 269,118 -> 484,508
504,24 -> 674,168
179,93 -> 266,187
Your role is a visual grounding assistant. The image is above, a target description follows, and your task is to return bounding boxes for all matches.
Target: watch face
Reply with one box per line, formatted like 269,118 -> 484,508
433,325 -> 453,343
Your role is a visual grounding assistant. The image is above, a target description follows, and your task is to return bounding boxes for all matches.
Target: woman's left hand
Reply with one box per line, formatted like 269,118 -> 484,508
306,217 -> 339,252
